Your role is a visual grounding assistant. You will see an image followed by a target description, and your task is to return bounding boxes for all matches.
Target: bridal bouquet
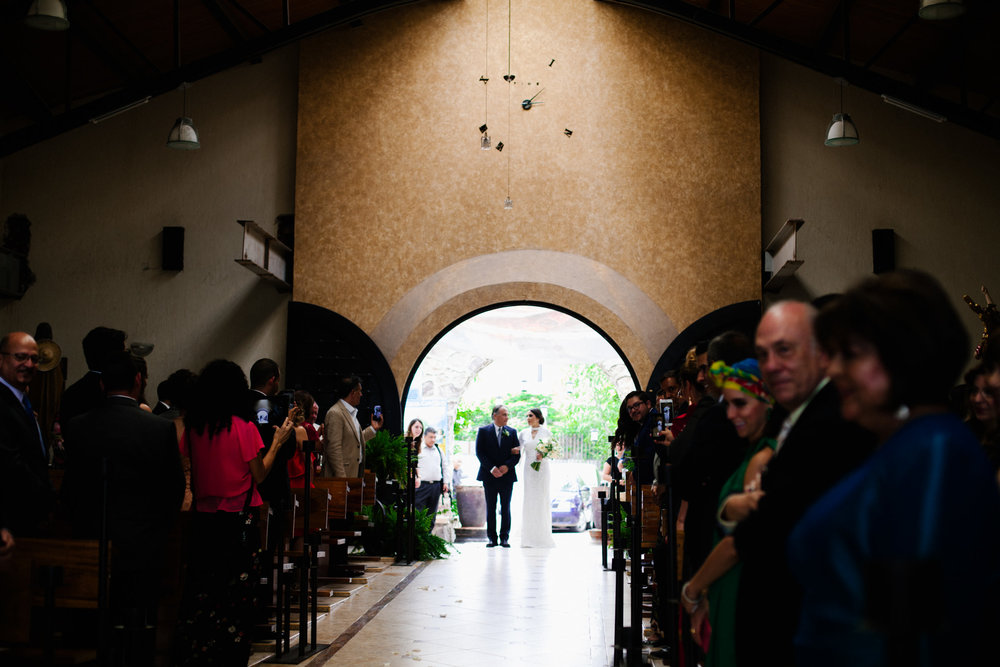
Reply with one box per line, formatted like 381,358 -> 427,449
531,437 -> 560,471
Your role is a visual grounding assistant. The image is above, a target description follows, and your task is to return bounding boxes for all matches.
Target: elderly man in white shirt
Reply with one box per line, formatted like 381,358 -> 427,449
415,426 -> 449,515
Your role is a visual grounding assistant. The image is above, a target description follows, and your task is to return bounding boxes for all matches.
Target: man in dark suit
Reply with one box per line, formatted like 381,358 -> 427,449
249,357 -> 297,505
62,350 -> 184,665
0,331 -> 52,537
59,326 -> 127,429
475,405 -> 520,548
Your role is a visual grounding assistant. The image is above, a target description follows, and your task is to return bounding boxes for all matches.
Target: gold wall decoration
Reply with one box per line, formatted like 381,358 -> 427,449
295,0 -> 761,386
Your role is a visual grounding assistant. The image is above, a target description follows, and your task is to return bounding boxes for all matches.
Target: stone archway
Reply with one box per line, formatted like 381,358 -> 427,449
371,250 -> 678,388
399,303 -> 636,458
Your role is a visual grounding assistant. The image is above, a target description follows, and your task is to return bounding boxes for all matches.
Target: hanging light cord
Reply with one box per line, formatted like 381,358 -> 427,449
507,0 -> 511,79
506,0 -> 512,200
484,0 -> 488,127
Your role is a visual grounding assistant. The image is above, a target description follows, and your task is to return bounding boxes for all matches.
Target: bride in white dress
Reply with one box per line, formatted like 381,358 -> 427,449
520,408 -> 555,548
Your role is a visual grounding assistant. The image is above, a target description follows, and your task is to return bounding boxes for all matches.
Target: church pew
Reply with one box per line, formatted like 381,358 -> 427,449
0,537 -> 107,664
313,477 -> 369,576
291,487 -> 331,539
343,477 -> 365,514
362,470 -> 376,507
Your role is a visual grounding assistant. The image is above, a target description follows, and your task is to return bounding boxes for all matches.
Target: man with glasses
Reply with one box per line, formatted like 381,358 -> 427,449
624,390 -> 658,484
0,331 -> 52,537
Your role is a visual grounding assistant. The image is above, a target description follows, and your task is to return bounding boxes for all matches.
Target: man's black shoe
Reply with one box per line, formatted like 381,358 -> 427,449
649,649 -> 669,660
486,541 -> 498,548
500,541 -> 510,548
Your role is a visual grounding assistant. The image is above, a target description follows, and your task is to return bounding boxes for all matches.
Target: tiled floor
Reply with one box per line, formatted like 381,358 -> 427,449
313,532 -> 619,667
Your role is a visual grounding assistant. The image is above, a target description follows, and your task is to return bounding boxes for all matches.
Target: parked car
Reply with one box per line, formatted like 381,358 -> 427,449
551,474 -> 593,531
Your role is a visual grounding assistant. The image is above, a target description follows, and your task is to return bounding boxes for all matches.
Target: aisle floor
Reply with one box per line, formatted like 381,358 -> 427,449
314,532 -> 620,667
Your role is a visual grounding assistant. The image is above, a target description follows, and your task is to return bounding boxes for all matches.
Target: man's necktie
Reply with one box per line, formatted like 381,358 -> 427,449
22,394 -> 45,458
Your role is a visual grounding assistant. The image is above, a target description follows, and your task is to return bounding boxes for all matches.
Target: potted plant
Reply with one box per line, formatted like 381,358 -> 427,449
364,430 -> 408,505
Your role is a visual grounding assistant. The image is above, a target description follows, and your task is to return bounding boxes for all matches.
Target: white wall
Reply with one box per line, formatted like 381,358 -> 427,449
0,45 -> 299,388
760,53 -> 1000,344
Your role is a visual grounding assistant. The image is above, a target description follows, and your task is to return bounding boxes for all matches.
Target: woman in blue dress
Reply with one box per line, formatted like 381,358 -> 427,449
788,269 -> 1000,667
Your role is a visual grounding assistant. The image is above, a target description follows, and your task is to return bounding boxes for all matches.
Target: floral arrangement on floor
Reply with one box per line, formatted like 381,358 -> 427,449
531,437 -> 560,471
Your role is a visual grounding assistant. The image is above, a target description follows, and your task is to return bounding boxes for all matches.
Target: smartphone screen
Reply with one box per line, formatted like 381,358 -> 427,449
373,404 -> 382,418
659,399 -> 673,426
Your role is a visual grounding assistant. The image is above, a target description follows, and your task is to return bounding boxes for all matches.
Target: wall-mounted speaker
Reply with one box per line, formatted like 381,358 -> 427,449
872,228 -> 895,275
162,226 -> 184,271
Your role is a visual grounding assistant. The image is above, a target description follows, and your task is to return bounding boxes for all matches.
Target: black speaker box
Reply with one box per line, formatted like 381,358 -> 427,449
872,228 -> 895,275
162,226 -> 184,271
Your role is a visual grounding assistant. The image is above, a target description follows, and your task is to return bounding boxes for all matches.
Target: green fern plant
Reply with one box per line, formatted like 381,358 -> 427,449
363,503 -> 450,560
364,430 -> 408,483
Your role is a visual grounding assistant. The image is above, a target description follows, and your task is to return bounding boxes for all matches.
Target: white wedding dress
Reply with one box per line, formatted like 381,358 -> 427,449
520,425 -> 556,548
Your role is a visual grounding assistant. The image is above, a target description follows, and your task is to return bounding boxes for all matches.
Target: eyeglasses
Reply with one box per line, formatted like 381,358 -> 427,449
626,402 -> 644,413
1,352 -> 40,364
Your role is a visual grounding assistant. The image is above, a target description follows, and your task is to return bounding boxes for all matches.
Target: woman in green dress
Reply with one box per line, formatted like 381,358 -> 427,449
695,358 -> 776,667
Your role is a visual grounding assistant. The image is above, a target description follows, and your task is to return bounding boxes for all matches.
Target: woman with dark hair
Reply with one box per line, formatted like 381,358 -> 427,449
174,359 -> 296,665
519,408 -> 555,547
787,270 -> 1000,666
406,418 -> 424,447
965,363 -> 997,436
602,439 -> 627,483
962,362 -> 1000,473
288,391 -> 319,488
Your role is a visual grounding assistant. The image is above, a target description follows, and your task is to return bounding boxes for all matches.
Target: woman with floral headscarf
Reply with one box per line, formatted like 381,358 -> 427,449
683,358 -> 775,667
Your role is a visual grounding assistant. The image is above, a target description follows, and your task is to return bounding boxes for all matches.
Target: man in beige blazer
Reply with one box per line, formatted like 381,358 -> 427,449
322,375 -> 382,477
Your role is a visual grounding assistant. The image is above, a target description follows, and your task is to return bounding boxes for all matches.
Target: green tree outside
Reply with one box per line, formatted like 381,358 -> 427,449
452,363 -> 621,462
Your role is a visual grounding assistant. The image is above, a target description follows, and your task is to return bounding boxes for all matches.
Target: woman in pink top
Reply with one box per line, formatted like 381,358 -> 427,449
174,359 -> 295,665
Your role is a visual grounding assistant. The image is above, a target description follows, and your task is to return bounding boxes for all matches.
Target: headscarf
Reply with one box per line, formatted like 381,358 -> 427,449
709,358 -> 773,405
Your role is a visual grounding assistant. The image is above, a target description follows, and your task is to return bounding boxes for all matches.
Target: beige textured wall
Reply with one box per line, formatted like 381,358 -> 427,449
0,47 -> 299,385
760,54 -> 1000,348
295,0 -> 761,388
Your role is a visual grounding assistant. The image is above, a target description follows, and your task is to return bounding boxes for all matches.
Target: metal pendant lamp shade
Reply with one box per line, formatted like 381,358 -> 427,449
825,113 -> 860,146
167,117 -> 200,149
24,0 -> 69,30
918,0 -> 966,20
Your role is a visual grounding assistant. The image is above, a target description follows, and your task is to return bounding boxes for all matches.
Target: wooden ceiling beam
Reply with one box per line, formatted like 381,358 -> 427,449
201,0 -> 250,45
1,0 -> 427,156
598,0 -> 1000,139
748,0 -> 784,28
81,0 -> 162,76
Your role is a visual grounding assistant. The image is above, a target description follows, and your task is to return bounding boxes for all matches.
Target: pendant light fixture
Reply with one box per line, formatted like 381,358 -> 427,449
918,0 -> 966,20
824,80 -> 859,147
167,83 -> 200,150
24,0 -> 69,31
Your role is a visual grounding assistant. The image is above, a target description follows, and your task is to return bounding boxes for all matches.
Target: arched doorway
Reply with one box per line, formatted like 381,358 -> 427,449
400,303 -> 636,493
